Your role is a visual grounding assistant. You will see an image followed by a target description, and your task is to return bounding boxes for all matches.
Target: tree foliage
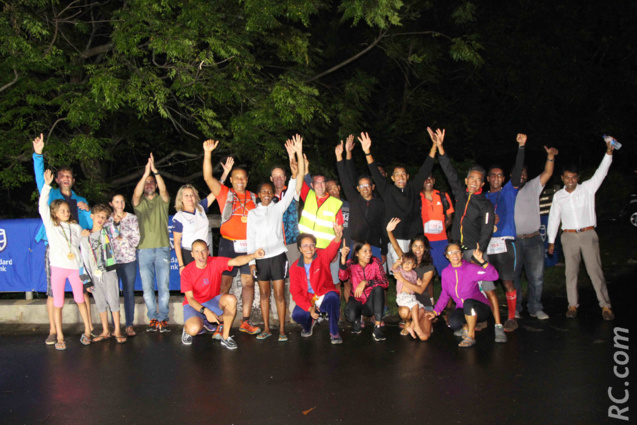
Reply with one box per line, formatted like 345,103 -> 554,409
1,0 -> 634,218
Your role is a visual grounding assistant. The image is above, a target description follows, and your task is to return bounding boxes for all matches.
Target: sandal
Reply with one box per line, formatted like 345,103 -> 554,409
458,336 -> 476,348
80,334 -> 92,346
55,341 -> 67,351
256,332 -> 272,340
126,326 -> 136,337
115,335 -> 127,344
400,328 -> 409,336
278,334 -> 288,342
92,334 -> 111,343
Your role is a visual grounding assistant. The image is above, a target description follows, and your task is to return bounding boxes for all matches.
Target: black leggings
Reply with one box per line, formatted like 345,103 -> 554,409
448,299 -> 491,331
345,286 -> 385,323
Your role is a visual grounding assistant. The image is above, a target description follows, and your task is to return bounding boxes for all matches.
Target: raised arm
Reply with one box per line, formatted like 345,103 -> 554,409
432,128 -> 463,200
291,134 -> 304,196
132,157 -> 152,208
385,218 -> 405,258
219,156 -> 234,186
360,132 -> 390,194
32,133 -> 46,192
539,146 -> 559,187
149,153 -> 170,203
38,170 -> 54,226
411,130 -> 439,190
510,134 -> 527,188
581,140 -> 614,194
202,140 -> 222,197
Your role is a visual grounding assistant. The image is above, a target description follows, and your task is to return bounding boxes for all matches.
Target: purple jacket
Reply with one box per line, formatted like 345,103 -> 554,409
433,260 -> 499,315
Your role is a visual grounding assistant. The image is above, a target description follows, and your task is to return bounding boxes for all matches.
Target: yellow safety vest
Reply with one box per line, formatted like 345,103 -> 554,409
298,191 -> 343,249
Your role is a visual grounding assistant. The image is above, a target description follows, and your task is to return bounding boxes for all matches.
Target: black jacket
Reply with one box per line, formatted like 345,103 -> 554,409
439,153 -> 494,250
337,159 -> 388,254
368,156 -> 434,240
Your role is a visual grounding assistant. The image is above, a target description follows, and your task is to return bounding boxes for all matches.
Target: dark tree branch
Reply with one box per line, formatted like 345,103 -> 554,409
0,68 -> 19,93
306,30 -> 387,82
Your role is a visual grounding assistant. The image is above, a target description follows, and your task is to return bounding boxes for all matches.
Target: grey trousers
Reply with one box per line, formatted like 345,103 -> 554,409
92,269 -> 121,313
561,229 -> 611,309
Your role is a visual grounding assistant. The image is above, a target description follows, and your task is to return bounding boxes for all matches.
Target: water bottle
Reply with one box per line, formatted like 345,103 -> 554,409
603,134 -> 622,150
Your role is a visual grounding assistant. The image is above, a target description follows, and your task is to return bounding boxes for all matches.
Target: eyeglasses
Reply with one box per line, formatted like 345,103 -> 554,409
301,243 -> 316,249
447,250 -> 462,255
358,184 -> 371,189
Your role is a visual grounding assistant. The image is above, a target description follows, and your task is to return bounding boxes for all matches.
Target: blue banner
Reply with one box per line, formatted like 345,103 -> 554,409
0,217 -> 187,292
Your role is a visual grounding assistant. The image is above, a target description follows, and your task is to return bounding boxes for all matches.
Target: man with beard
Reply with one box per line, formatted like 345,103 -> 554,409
132,153 -> 171,332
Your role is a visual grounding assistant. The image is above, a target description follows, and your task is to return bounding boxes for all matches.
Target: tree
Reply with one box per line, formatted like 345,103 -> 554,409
1,0 -> 485,217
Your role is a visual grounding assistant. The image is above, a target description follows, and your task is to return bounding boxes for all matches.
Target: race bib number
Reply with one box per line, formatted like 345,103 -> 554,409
233,239 -> 248,253
424,220 -> 444,235
487,237 -> 507,255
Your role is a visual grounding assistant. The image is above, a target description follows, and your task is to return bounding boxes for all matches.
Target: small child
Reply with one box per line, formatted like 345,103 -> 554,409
393,252 -> 427,340
80,204 -> 126,343
39,169 -> 93,350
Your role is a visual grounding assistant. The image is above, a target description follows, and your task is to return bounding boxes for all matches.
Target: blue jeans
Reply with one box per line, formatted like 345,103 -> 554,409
138,247 -> 171,321
117,260 -> 138,327
514,234 -> 545,315
430,239 -> 450,276
292,291 -> 340,336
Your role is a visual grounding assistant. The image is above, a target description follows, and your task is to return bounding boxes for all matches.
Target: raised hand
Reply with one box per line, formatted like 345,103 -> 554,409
358,132 -> 372,153
291,133 -> 303,148
284,139 -> 295,157
148,153 -> 158,173
335,141 -> 344,158
221,156 -> 235,174
144,157 -> 152,175
386,217 -> 401,233
516,133 -> 527,146
203,139 -> 219,153
544,146 -> 559,157
33,133 -> 44,155
427,127 -> 446,147
473,243 -> 484,263
303,153 -> 309,174
345,134 -> 355,152
44,169 -> 54,186
333,222 -> 344,241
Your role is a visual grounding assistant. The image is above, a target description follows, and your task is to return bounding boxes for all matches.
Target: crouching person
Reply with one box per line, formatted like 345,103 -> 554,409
290,224 -> 344,344
181,239 -> 264,349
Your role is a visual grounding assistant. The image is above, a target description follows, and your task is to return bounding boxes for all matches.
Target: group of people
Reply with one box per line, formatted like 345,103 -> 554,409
33,126 -> 617,350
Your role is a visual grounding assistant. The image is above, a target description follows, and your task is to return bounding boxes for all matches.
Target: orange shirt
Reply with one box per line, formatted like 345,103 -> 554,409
217,184 -> 257,240
420,190 -> 454,242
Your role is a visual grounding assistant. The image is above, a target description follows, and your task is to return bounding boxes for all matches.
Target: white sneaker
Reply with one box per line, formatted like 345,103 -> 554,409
515,311 -> 522,319
531,310 -> 549,320
181,328 -> 193,345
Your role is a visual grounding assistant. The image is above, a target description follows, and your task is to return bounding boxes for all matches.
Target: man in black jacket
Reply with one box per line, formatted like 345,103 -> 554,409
430,127 -> 505,343
358,132 -> 435,269
335,137 -> 388,266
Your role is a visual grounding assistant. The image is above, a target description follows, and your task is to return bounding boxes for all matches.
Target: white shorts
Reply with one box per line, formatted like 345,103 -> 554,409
396,292 -> 425,310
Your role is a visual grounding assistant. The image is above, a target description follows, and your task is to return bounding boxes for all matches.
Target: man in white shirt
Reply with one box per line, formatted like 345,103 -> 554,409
547,140 -> 615,320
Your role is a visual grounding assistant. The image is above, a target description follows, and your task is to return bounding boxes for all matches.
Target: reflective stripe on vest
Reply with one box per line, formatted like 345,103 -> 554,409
298,191 -> 343,249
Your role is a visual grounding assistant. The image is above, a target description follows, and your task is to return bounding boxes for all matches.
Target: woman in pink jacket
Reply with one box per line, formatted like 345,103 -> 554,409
339,241 -> 389,342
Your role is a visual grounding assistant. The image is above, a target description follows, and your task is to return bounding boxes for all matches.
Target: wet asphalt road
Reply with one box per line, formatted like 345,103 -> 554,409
0,267 -> 634,425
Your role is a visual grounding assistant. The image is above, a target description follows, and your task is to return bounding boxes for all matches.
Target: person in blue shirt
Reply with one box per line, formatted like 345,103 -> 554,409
484,133 -> 526,333
33,133 -> 93,346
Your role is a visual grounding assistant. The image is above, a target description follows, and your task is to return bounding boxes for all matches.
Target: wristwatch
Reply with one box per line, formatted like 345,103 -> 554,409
199,306 -> 206,315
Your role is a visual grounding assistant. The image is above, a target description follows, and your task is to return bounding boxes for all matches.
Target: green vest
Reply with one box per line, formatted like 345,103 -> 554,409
298,191 -> 343,249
